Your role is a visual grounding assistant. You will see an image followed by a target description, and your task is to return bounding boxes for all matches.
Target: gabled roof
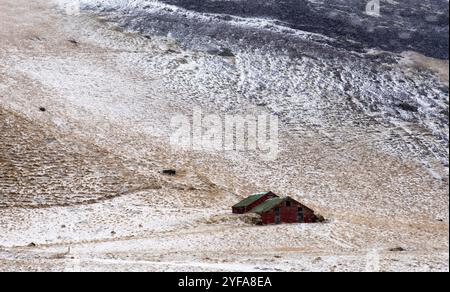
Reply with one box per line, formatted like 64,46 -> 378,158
250,197 -> 286,214
233,192 -> 273,208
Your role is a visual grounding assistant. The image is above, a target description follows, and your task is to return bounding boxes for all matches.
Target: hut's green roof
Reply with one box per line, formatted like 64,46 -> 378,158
250,197 -> 287,214
233,192 -> 271,208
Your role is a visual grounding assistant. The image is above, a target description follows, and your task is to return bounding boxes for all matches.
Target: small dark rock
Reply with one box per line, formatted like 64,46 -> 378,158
68,39 -> 79,46
218,48 -> 235,57
29,36 -> 43,42
206,48 -> 221,55
28,242 -> 37,247
313,257 -> 322,262
39,107 -> 46,112
161,169 -> 177,176
397,102 -> 418,112
439,86 -> 449,94
44,137 -> 57,144
389,247 -> 406,252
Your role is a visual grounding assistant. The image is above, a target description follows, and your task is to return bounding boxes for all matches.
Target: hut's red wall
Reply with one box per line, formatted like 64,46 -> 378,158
303,208 -> 316,223
260,201 -> 316,225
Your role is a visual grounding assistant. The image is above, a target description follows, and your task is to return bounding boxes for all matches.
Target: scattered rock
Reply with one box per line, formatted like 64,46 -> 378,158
389,246 -> 406,252
29,36 -> 43,42
313,257 -> 322,263
111,231 -> 116,235
39,107 -> 46,112
256,267 -> 272,271
439,86 -> 449,94
28,242 -> 36,247
61,225 -> 66,228
256,101 -> 268,107
111,26 -> 124,32
397,102 -> 419,112
68,39 -> 79,46
218,48 -> 235,57
208,48 -> 235,57
161,169 -> 177,176
44,137 -> 57,144
184,185 -> 197,191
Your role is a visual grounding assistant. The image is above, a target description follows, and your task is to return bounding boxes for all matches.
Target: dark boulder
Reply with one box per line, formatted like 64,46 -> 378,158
389,246 -> 406,252
397,102 -> 418,112
161,169 -> 177,176
218,48 -> 235,57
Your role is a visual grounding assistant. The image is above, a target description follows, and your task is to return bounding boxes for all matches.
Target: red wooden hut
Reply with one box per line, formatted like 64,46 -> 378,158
250,196 -> 317,225
232,191 -> 278,214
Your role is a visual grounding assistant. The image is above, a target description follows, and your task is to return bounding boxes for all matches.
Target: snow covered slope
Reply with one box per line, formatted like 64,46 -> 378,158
0,0 -> 448,271
55,0 -> 449,167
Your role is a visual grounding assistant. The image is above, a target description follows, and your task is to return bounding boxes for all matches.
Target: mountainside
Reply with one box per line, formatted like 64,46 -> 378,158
0,0 -> 448,271
69,0 -> 449,167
